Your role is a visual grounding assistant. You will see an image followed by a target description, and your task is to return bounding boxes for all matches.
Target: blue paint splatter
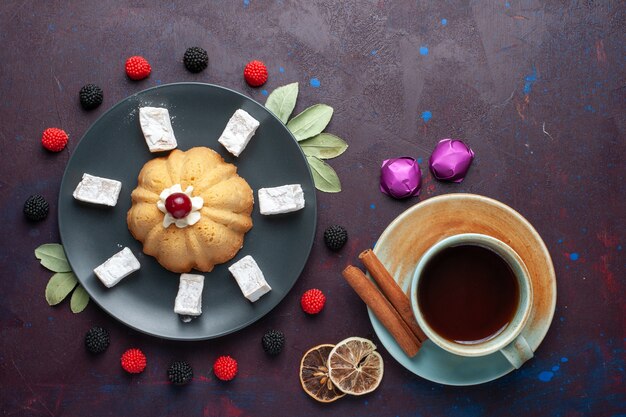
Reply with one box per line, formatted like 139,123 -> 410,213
261,89 -> 268,96
71,26 -> 77,32
552,365 -> 560,372
279,66 -> 285,73
417,157 -> 423,164
370,49 -> 378,56
538,371 -> 554,382
48,316 -> 54,321
155,79 -> 162,85
570,253 -> 579,261
441,18 -> 447,25
48,23 -> 55,32
523,66 -> 537,95
585,104 -> 595,112
421,111 -> 432,122
560,316 -> 565,322
370,203 -> 376,209
24,322 -> 32,328
505,1 -> 511,8
557,238 -> 563,244
15,135 -> 23,142
618,245 -> 622,251
419,46 -> 429,55
100,384 -> 117,393
561,357 -> 568,363
243,0 -> 250,6
310,78 -> 320,88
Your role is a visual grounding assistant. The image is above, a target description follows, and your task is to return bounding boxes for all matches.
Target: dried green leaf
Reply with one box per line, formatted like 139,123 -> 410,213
300,133 -> 348,159
265,82 -> 299,124
45,272 -> 78,306
306,156 -> 341,193
70,285 -> 90,313
287,104 -> 333,141
35,243 -> 71,272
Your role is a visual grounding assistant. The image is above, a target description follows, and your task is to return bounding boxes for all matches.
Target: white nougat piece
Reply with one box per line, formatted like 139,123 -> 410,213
73,173 -> 122,207
139,106 -> 178,152
228,255 -> 271,302
258,184 -> 305,215
217,109 -> 260,157
94,247 -> 140,288
174,273 -> 205,317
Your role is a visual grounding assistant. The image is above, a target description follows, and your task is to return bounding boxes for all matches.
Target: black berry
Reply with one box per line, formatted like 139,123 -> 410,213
183,47 -> 209,73
84,327 -> 110,354
262,330 -> 285,356
79,84 -> 103,110
167,361 -> 194,385
23,195 -> 49,221
323,225 -> 348,251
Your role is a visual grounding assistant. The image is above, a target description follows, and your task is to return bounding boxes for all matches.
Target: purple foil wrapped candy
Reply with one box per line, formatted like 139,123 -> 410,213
380,157 -> 422,199
429,139 -> 475,183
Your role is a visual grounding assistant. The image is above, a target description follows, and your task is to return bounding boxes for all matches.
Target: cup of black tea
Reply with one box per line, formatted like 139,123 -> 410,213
410,233 -> 533,368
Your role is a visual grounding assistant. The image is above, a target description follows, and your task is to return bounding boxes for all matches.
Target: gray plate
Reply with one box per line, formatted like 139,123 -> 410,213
58,83 -> 317,340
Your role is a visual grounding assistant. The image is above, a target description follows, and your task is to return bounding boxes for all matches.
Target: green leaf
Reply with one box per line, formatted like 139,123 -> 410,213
70,285 -> 90,313
35,243 -> 71,272
300,133 -> 348,159
306,156 -> 341,193
265,82 -> 299,124
287,104 -> 334,141
45,272 -> 78,306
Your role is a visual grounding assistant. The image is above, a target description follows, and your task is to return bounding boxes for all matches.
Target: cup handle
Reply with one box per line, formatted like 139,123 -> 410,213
500,335 -> 534,369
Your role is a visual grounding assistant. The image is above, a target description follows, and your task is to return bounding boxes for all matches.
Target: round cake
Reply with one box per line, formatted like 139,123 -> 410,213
127,147 -> 253,273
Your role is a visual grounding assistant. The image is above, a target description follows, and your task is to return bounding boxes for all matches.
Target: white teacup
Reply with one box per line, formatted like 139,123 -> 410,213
410,233 -> 534,369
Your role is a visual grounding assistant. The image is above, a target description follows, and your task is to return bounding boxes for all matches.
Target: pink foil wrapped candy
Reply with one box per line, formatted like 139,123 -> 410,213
429,139 -> 475,183
380,157 -> 422,199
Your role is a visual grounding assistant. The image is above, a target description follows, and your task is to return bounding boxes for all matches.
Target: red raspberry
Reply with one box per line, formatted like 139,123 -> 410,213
41,128 -> 68,152
213,355 -> 238,381
300,289 -> 326,314
125,56 -> 151,80
120,348 -> 147,374
243,60 -> 268,87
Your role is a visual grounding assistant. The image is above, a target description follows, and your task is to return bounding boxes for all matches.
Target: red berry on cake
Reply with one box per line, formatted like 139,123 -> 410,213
301,289 -> 326,314
121,348 -> 147,374
125,56 -> 151,80
165,192 -> 192,219
243,60 -> 268,87
41,128 -> 68,152
213,355 -> 238,381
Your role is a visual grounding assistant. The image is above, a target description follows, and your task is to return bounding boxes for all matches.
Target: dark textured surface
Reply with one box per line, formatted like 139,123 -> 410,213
1,1 -> 624,416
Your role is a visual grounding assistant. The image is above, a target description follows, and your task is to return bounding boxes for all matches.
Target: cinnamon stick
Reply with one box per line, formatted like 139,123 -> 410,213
342,265 -> 421,357
359,249 -> 428,343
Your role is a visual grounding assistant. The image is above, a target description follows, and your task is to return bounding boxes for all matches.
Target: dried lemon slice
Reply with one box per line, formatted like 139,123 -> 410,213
327,337 -> 384,396
299,344 -> 347,403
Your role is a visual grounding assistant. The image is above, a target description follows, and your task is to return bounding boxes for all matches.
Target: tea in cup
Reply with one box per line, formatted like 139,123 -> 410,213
410,233 -> 533,368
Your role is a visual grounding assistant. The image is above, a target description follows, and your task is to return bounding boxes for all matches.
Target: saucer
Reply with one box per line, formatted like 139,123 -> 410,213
367,193 -> 556,386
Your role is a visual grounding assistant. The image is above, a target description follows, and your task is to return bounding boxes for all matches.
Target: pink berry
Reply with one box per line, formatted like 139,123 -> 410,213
165,193 -> 192,219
